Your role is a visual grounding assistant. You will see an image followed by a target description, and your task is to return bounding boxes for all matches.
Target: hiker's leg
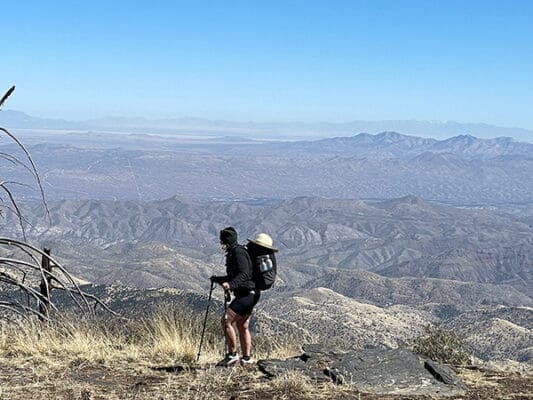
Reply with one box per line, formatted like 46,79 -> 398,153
222,308 -> 239,353
236,314 -> 252,357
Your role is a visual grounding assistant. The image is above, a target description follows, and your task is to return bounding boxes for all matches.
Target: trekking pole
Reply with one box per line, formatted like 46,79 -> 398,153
223,289 -> 231,355
224,288 -> 231,305
197,281 -> 216,363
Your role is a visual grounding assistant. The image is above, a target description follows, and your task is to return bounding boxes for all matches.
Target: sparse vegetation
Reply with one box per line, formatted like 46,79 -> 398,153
412,324 -> 472,365
0,312 -> 531,400
269,370 -> 326,399
0,308 -> 300,367
0,309 -> 315,399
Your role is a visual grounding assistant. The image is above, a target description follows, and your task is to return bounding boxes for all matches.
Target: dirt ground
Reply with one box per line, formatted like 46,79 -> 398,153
0,359 -> 531,400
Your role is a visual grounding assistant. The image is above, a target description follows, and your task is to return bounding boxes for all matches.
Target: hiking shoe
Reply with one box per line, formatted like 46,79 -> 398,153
240,356 -> 254,367
220,352 -> 240,367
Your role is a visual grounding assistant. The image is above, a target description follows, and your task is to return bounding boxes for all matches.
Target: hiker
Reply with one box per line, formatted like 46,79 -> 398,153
211,227 -> 258,366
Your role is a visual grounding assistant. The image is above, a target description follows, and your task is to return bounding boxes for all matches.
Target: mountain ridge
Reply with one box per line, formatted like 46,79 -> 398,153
5,196 -> 532,297
277,132 -> 533,159
2,109 -> 533,141
2,129 -> 531,204
302,269 -> 532,309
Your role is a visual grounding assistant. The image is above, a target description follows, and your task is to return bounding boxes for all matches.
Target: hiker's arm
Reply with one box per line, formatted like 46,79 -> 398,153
228,249 -> 251,290
210,275 -> 228,284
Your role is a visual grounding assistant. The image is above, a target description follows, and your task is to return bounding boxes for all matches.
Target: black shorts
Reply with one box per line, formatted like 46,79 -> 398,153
229,291 -> 260,316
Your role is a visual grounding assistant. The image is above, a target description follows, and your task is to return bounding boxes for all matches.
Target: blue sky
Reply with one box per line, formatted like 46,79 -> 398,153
2,0 -> 533,129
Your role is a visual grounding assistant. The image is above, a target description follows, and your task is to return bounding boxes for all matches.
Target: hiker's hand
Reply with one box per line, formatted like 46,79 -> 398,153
222,282 -> 230,290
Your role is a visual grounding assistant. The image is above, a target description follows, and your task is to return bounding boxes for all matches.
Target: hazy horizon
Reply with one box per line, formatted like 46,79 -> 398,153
3,108 -> 533,142
3,1 -> 533,132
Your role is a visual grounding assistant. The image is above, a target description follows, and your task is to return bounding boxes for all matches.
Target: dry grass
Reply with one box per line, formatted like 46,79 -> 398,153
269,370 -> 315,398
0,311 -> 530,399
141,310 -> 217,364
0,308 -> 308,399
0,317 -> 144,365
0,308 -> 358,399
0,307 -> 299,368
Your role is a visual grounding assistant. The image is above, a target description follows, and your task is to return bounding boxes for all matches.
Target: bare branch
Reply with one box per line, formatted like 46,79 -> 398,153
0,301 -> 50,321
0,270 -> 60,313
0,260 -> 28,283
0,239 -> 91,306
0,203 -> 34,231
0,239 -> 120,319
0,182 -> 26,238
0,127 -> 51,225
0,302 -> 29,320
0,86 -> 15,109
0,92 -> 116,323
52,286 -> 120,316
0,255 -> 87,313
0,151 -> 37,178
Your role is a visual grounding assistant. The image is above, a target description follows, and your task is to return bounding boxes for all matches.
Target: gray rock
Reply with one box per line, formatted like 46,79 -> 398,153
257,357 -> 332,383
425,360 -> 468,389
258,345 -> 467,397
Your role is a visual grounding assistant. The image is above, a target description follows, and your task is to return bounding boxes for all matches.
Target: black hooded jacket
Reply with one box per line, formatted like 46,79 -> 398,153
218,243 -> 255,296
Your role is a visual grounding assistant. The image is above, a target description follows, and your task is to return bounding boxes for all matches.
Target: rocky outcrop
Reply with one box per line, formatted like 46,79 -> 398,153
258,344 -> 467,397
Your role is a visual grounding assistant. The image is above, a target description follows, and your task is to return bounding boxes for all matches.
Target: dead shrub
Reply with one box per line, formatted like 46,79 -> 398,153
412,324 -> 471,365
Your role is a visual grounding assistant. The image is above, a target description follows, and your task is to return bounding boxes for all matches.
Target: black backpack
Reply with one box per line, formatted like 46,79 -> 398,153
251,253 -> 277,291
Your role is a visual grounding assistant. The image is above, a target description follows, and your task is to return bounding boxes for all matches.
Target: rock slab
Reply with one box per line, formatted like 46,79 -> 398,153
257,344 -> 467,397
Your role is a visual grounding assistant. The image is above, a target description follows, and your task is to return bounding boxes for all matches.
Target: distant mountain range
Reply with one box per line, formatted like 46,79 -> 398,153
2,130 -> 532,205
262,131 -> 533,159
2,109 -> 533,141
2,195 -> 531,366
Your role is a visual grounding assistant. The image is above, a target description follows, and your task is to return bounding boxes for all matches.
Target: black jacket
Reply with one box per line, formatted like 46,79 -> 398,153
218,244 -> 255,295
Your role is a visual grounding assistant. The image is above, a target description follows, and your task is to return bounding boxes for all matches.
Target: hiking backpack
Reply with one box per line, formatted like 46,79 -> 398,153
252,253 -> 276,291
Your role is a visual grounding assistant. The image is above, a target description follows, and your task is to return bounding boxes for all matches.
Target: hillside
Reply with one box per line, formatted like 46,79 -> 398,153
444,306 -> 533,362
257,287 -> 429,348
5,196 -> 532,297
302,269 -> 532,309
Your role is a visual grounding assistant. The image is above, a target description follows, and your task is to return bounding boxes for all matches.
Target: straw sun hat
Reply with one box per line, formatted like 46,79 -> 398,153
248,233 -> 278,252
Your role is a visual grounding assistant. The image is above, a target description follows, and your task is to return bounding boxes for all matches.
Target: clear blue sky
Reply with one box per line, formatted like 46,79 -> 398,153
2,0 -> 533,129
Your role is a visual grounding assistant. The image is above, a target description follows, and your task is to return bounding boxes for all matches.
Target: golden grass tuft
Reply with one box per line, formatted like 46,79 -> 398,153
0,306 -> 301,368
141,309 -> 222,363
270,370 -> 314,398
0,317 -> 139,366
